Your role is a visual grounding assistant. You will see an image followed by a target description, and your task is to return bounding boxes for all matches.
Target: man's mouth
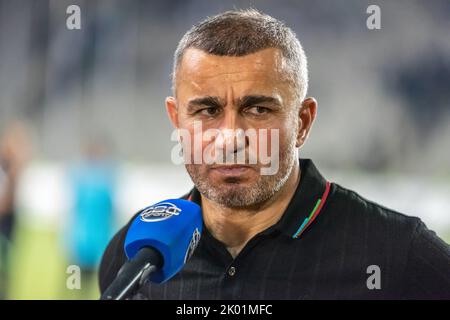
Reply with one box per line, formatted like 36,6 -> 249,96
209,164 -> 253,176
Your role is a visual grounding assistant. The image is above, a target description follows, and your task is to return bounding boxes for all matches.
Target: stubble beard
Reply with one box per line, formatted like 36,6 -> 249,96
185,138 -> 298,210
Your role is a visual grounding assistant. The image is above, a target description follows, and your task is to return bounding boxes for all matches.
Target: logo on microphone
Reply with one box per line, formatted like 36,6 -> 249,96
140,202 -> 181,222
184,228 -> 201,263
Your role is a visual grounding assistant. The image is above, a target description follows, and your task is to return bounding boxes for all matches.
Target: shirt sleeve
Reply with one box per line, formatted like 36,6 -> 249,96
402,220 -> 450,299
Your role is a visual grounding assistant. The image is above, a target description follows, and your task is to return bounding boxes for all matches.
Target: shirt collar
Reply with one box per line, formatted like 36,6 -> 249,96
187,158 -> 331,239
274,158 -> 331,238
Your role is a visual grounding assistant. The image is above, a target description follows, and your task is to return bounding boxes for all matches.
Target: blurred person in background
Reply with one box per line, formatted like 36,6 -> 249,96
0,121 -> 30,299
64,136 -> 118,297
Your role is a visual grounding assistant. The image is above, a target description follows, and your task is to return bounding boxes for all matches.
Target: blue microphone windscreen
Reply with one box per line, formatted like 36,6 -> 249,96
124,199 -> 202,283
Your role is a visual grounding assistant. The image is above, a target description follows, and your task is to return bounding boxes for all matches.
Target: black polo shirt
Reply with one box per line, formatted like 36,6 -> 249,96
99,159 -> 450,299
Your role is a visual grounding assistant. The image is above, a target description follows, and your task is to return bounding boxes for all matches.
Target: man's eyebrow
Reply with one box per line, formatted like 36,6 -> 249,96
187,96 -> 223,109
238,95 -> 282,108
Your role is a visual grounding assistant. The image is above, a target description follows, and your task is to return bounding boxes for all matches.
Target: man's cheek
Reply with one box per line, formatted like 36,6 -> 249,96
258,128 -> 280,176
177,120 -> 204,164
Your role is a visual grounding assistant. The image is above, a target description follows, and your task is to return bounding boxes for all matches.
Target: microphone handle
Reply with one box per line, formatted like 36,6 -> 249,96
100,246 -> 162,300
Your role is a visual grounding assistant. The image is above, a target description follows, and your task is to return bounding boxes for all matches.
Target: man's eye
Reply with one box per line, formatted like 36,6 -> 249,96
246,106 -> 270,115
199,107 -> 219,116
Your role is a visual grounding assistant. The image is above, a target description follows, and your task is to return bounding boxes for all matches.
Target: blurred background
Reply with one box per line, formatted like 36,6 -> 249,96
0,0 -> 449,299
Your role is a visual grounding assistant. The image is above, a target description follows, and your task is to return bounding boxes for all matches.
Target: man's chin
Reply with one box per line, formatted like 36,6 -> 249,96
186,165 -> 270,207
200,180 -> 268,208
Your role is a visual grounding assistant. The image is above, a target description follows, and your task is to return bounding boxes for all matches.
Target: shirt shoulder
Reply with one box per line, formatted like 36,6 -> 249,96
329,182 -> 423,235
403,219 -> 450,298
326,183 -> 450,298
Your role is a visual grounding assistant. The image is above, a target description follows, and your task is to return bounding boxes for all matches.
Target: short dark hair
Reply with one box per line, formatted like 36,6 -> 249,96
172,9 -> 308,102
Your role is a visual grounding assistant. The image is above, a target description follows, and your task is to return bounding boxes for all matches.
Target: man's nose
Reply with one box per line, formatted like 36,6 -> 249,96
219,108 -> 242,131
216,109 -> 247,152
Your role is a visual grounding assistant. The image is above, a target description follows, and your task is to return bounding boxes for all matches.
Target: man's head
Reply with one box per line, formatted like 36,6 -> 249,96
166,9 -> 317,209
172,9 -> 308,103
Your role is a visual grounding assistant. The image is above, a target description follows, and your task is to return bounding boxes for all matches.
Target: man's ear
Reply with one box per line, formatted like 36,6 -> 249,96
165,96 -> 179,128
296,97 -> 317,148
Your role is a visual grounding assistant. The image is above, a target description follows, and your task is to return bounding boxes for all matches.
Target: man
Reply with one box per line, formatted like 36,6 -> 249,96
99,9 -> 450,299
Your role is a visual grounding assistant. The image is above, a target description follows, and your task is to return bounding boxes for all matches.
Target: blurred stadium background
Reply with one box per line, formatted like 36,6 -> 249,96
0,0 -> 449,299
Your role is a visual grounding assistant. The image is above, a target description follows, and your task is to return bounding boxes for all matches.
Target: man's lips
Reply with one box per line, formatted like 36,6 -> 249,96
209,165 -> 253,176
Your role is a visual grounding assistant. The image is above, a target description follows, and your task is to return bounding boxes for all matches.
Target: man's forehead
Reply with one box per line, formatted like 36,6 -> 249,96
178,48 -> 287,79
176,47 -> 291,97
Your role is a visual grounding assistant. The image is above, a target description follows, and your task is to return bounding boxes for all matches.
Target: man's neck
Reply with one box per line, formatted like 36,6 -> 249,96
201,162 -> 301,258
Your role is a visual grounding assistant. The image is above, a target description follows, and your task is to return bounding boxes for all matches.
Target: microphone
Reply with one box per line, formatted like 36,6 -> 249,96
100,199 -> 203,300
